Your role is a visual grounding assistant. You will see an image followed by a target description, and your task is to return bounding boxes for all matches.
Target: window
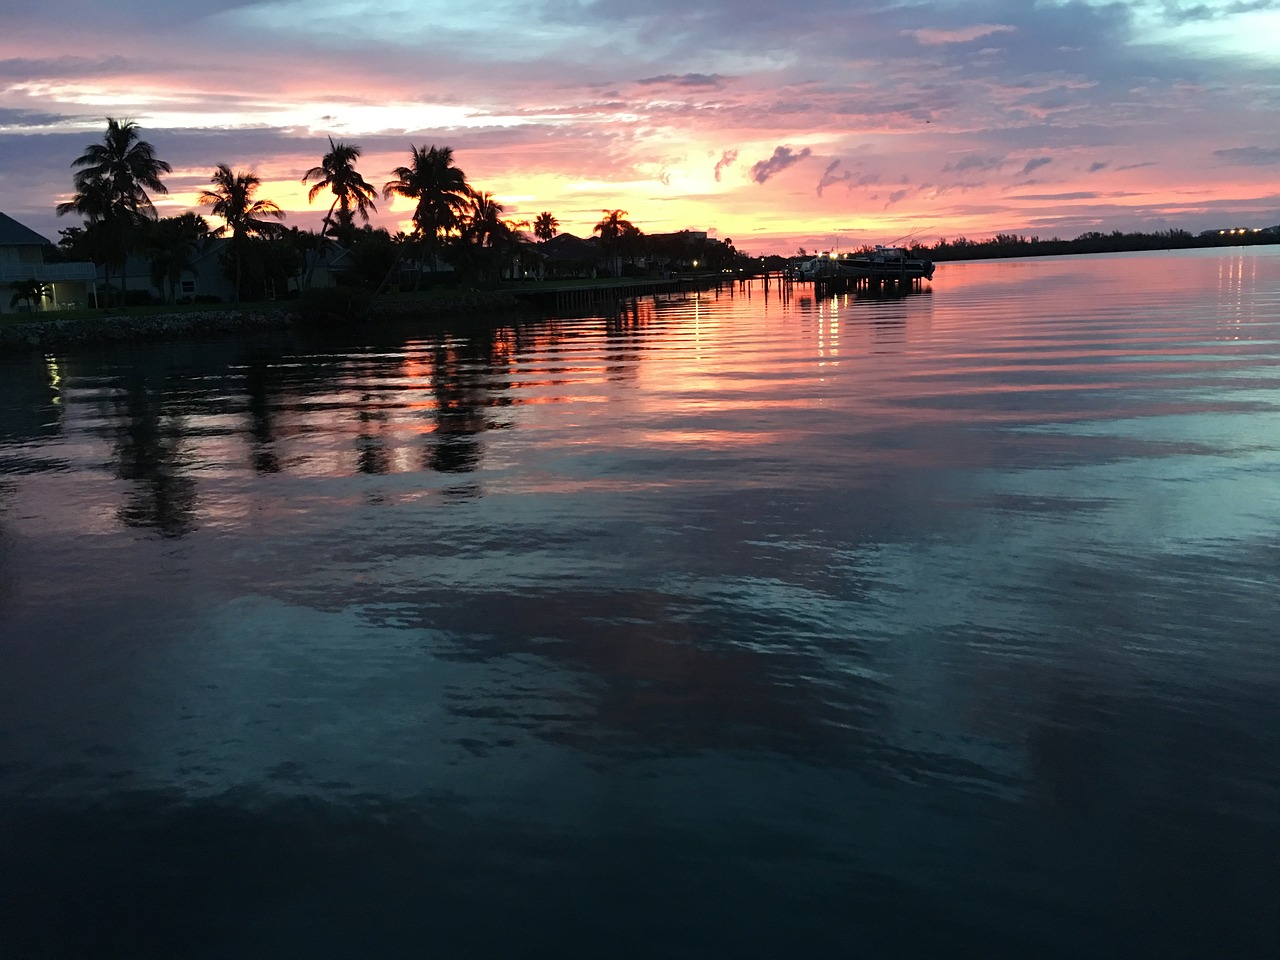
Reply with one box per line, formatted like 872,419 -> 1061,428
180,280 -> 195,294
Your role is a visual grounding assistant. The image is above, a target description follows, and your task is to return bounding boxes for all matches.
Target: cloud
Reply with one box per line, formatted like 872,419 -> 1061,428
906,24 -> 1016,46
1161,1 -> 1276,24
816,158 -> 852,197
0,107 -> 87,129
636,73 -> 726,88
943,154 -> 1004,174
1088,161 -> 1109,173
714,149 -> 738,181
1213,146 -> 1280,166
1007,191 -> 1104,201
0,55 -> 135,80
1019,156 -> 1054,176
750,145 -> 811,184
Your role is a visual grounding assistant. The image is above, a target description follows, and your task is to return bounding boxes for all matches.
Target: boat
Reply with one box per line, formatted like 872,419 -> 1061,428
843,246 -> 935,281
792,246 -> 934,283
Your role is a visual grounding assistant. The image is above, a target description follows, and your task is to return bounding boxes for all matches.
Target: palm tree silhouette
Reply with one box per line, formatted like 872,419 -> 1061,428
56,118 -> 171,304
459,191 -> 527,282
302,137 -> 378,244
533,212 -> 558,243
8,279 -> 53,311
383,145 -> 471,287
594,209 -> 633,277
198,164 -> 285,302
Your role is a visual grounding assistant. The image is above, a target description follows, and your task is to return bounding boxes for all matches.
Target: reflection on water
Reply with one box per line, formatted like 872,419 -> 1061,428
2,248 -> 1279,958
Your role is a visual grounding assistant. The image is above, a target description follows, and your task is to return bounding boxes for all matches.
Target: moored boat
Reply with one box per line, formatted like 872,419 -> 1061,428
844,246 -> 935,281
792,246 -> 934,283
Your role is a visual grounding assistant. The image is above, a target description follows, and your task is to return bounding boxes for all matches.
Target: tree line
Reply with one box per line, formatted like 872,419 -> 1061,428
901,227 -> 1280,263
45,118 -> 747,308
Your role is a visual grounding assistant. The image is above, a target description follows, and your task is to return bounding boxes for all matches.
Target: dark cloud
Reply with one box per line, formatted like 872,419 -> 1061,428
1162,1 -> 1276,23
636,73 -> 726,88
1088,161 -> 1108,173
943,154 -> 1004,174
0,108 -> 88,128
1019,156 -> 1054,176
1213,146 -> 1280,167
816,158 -> 851,197
0,56 -> 137,80
1007,191 -> 1105,201
714,149 -> 738,181
750,145 -> 811,184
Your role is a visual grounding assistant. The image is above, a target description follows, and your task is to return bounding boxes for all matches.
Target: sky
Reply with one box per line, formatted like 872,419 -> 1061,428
1,0 -> 1278,255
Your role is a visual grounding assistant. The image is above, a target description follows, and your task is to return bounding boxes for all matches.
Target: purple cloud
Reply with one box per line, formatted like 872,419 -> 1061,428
751,145 -> 812,184
636,73 -> 727,88
1213,146 -> 1280,166
816,158 -> 852,197
714,149 -> 738,181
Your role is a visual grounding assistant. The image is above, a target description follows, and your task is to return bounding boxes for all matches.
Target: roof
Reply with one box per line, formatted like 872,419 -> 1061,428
0,212 -> 53,248
539,232 -> 600,262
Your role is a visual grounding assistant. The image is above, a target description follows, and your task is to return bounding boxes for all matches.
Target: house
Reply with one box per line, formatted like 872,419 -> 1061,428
0,212 -> 98,314
537,232 -> 602,278
110,237 -> 356,303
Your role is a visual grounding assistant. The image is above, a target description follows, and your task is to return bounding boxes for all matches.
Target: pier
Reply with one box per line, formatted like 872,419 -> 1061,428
811,271 -> 931,297
507,268 -> 926,313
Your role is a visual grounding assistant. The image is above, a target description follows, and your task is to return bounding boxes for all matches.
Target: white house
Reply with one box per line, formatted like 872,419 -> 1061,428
0,212 -> 98,314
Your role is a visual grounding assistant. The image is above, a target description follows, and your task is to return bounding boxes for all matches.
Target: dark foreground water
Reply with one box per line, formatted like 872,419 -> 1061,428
2,248 -> 1279,958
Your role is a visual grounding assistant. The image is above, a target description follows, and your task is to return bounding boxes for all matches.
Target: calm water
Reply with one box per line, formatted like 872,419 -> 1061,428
2,248 -> 1279,958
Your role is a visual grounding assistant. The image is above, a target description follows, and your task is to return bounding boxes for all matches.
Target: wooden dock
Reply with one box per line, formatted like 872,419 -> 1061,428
507,269 -> 927,313
811,272 -> 930,297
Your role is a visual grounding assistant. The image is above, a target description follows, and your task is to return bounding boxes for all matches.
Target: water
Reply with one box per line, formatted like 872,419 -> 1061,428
2,248 -> 1278,958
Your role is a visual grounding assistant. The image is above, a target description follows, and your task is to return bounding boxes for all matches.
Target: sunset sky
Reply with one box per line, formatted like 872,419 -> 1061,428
2,0 -> 1278,255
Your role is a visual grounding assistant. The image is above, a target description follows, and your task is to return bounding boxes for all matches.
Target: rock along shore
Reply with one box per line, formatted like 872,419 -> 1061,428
0,289 -> 521,354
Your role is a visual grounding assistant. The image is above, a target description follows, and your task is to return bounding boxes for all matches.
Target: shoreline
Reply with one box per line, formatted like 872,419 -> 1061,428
0,289 -> 523,355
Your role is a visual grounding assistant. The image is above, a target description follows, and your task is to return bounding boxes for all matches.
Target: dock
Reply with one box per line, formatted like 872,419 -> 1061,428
811,271 -> 931,297
507,267 -> 927,313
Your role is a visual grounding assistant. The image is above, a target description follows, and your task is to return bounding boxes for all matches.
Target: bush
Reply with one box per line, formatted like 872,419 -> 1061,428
296,285 -> 372,323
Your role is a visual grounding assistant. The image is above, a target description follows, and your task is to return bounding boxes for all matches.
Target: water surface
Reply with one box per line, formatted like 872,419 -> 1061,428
2,248 -> 1278,958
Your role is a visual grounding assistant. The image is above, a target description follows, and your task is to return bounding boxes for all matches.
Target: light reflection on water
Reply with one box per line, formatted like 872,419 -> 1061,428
2,248 -> 1279,958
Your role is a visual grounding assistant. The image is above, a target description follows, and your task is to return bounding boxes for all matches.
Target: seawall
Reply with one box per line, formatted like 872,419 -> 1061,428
0,290 -> 521,354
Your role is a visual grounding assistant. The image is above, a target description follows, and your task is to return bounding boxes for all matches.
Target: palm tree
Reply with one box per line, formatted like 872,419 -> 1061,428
533,212 -> 558,243
464,191 -> 506,246
459,191 -> 528,282
594,209 -> 634,277
55,173 -> 125,301
383,145 -> 471,287
8,279 -> 53,312
56,118 -> 171,304
65,118 -> 171,217
198,164 -> 286,302
302,137 -> 378,244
